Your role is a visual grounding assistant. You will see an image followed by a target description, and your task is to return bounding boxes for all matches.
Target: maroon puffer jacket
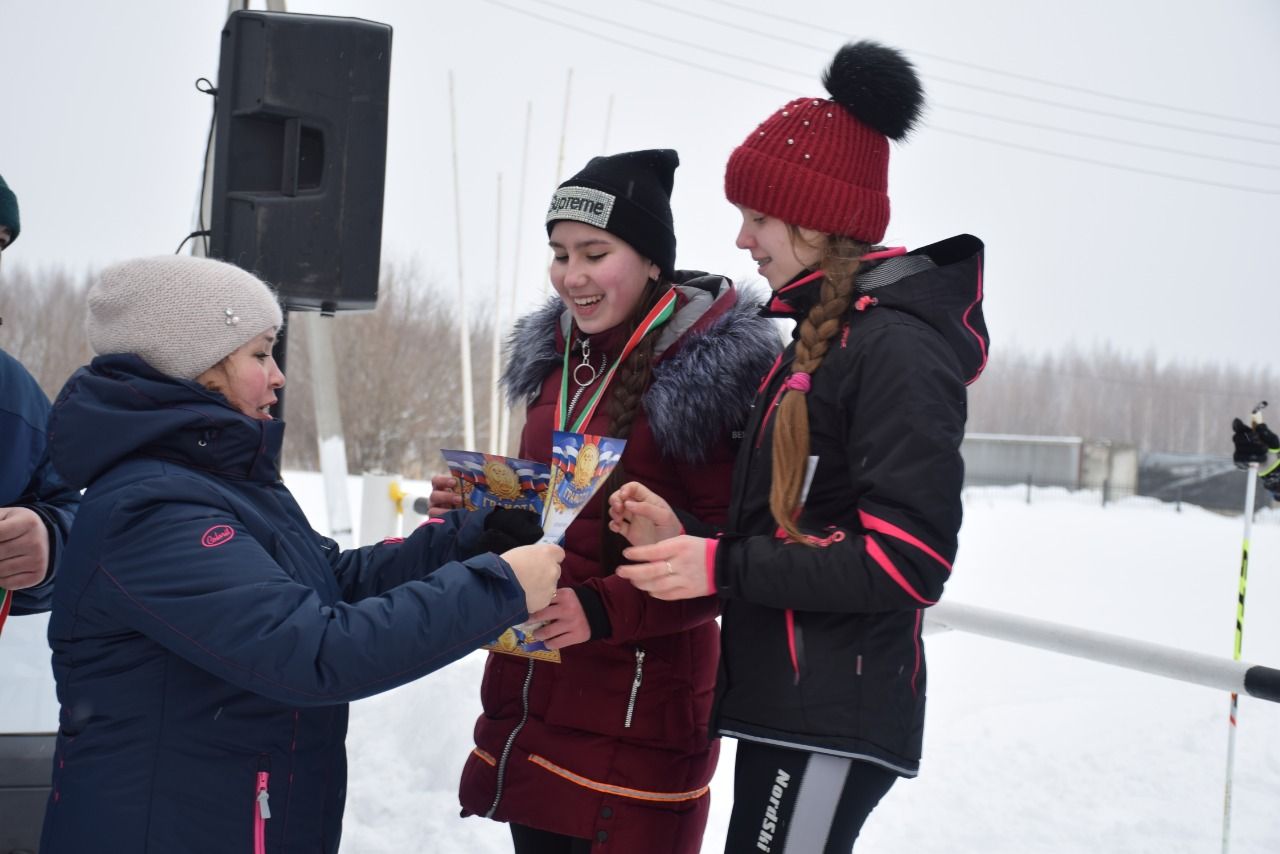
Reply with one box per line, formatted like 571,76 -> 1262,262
458,276 -> 780,851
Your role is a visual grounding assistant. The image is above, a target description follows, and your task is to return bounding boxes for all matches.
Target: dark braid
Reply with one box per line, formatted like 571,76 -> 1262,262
770,232 -> 869,544
599,277 -> 672,572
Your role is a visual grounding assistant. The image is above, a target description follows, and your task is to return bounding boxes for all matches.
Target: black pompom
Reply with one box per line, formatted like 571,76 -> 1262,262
822,41 -> 924,141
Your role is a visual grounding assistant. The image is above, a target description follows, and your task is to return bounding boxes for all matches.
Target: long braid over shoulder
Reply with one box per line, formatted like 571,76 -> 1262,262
599,277 -> 672,571
770,233 -> 869,543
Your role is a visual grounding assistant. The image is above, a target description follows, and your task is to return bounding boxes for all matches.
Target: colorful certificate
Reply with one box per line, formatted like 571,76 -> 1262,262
439,450 -> 550,514
540,431 -> 627,546
481,431 -> 627,663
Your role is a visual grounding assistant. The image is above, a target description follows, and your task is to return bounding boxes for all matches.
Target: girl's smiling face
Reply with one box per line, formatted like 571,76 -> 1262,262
733,206 -> 823,290
549,220 -> 660,335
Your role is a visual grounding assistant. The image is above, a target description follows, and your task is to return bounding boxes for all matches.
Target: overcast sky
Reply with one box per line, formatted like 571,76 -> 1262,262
3,0 -> 1279,369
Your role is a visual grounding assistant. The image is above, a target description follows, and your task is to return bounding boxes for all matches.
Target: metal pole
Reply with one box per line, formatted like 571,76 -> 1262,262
543,68 -> 573,298
448,71 -> 477,451
1222,460 -> 1259,854
498,102 -> 532,456
924,601 -> 1280,703
489,173 -> 503,454
304,311 -> 354,549
601,93 -> 614,154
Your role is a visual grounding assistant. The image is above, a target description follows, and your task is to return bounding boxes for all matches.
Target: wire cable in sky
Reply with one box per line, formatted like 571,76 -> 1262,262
479,0 -> 795,94
941,104 -> 1280,171
639,0 -> 1280,147
478,0 -> 1280,195
931,125 -> 1280,195
697,0 -> 1280,133
519,0 -> 1280,169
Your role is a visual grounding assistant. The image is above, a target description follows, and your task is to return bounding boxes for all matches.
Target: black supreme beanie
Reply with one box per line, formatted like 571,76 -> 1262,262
545,149 -> 678,278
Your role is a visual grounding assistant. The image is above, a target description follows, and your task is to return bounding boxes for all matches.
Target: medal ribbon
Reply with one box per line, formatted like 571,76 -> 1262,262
555,289 -> 679,433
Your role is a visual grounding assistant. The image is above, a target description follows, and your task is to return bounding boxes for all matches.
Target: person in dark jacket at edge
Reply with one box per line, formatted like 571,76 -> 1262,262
0,172 -> 79,634
1232,413 -> 1280,499
610,43 -> 990,852
430,150 -> 781,852
38,255 -> 563,854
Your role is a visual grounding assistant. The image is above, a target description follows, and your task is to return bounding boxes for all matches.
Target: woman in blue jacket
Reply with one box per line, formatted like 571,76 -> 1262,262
40,255 -> 562,854
0,347 -> 78,626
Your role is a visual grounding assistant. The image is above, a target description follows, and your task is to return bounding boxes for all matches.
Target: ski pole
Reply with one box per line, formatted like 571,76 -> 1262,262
1222,400 -> 1266,854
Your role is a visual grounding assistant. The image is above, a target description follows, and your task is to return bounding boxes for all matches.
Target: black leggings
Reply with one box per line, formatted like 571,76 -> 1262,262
724,741 -> 898,853
510,823 -> 593,854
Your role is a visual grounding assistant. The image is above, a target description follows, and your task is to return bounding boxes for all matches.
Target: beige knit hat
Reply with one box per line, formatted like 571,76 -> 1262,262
88,256 -> 284,380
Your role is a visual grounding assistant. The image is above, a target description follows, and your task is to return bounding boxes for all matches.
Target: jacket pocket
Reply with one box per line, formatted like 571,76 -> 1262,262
543,645 -> 676,744
254,758 -> 271,854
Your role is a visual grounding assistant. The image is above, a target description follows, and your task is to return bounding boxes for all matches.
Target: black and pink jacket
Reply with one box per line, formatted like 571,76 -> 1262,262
701,234 -> 988,777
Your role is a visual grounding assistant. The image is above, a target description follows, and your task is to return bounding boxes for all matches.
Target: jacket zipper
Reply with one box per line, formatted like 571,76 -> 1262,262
485,658 -> 536,818
754,383 -> 790,449
624,648 -> 646,728
254,761 -> 271,854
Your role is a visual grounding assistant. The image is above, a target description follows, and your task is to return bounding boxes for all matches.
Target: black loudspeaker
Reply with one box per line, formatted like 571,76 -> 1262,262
210,11 -> 391,312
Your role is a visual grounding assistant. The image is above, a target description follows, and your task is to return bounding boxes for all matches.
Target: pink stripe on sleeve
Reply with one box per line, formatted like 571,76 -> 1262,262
704,538 -> 719,595
858,510 -> 952,572
961,257 -> 988,385
864,535 -> 936,605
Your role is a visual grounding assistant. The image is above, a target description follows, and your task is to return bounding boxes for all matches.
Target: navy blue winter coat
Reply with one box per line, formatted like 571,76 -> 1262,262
40,354 -> 527,854
0,347 -> 78,615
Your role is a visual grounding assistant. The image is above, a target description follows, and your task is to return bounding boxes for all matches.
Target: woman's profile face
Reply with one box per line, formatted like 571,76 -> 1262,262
549,220 -> 659,335
196,330 -> 285,421
734,206 -> 822,291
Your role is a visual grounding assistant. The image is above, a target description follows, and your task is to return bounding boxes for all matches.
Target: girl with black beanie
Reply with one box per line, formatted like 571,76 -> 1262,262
432,149 -> 782,852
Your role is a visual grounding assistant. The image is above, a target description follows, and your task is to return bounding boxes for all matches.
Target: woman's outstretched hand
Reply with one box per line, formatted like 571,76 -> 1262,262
427,475 -> 464,516
503,543 -> 564,613
616,535 -> 711,601
607,481 -> 682,547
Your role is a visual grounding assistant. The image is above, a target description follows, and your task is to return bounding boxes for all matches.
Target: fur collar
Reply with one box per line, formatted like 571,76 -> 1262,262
502,278 -> 781,463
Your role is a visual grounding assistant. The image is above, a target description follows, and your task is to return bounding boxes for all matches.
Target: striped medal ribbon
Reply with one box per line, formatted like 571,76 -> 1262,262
555,289 -> 678,433
0,589 -> 12,638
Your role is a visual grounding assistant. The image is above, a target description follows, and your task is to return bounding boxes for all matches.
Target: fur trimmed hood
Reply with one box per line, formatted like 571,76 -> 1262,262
502,273 -> 781,463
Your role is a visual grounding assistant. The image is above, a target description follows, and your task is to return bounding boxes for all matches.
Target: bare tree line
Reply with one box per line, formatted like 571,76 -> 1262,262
3,264 -> 1271,476
965,343 -> 1275,456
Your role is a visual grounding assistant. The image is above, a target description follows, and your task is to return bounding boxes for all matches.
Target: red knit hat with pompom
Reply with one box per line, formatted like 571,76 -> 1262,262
725,41 -> 924,244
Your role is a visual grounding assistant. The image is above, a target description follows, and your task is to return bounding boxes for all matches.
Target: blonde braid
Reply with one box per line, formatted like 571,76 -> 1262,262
770,234 -> 869,543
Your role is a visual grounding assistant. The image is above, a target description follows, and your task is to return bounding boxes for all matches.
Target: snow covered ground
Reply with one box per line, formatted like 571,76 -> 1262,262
4,478 -> 1278,852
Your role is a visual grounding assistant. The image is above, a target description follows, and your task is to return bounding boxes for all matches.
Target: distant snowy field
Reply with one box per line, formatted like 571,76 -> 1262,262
4,477 -> 1278,852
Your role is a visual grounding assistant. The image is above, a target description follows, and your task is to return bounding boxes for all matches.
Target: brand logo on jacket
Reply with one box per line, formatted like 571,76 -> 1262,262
546,187 -> 615,229
201,524 -> 236,548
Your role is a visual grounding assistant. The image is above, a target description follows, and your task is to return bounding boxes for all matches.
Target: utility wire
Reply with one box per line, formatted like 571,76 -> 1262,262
941,104 -> 1280,171
479,0 -> 795,95
929,75 -> 1280,148
698,0 -> 1280,132
933,125 -> 1278,195
487,0 -> 1280,191
624,0 -> 1280,149
638,0 -> 1280,169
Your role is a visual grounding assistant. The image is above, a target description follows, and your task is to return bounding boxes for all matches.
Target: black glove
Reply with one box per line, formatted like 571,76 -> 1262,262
1262,466 -> 1280,499
475,508 -> 544,555
1232,418 -> 1278,469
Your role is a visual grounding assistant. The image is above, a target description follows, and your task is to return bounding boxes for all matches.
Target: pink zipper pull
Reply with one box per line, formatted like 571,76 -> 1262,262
256,771 -> 271,820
